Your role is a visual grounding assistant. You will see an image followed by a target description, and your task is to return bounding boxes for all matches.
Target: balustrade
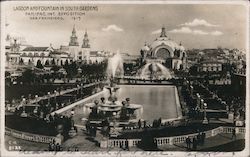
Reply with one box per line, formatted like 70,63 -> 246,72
5,127 -> 56,144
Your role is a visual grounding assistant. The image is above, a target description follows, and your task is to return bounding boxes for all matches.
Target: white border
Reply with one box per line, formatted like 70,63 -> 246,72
1,1 -> 249,157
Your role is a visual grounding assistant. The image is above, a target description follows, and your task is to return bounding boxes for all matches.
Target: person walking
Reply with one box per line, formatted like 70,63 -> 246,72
138,119 -> 142,129
197,133 -> 201,145
49,139 -> 56,151
55,143 -> 61,151
232,128 -> 236,140
125,139 -> 129,151
143,120 -> 147,128
201,132 -> 206,145
186,137 -> 191,150
192,137 -> 197,150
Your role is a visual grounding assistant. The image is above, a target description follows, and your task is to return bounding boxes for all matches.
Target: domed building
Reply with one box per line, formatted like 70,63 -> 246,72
140,27 -> 187,70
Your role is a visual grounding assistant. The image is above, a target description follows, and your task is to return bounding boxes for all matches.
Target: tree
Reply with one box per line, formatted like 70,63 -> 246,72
5,71 -> 10,77
189,65 -> 198,76
51,65 -> 60,72
21,69 -> 36,84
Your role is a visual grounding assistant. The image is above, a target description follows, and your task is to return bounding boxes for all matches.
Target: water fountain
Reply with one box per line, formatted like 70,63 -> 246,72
84,52 -> 143,128
107,52 -> 124,78
138,60 -> 172,80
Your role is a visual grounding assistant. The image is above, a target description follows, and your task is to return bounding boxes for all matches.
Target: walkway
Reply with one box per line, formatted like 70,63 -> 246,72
10,81 -> 105,108
158,133 -> 244,151
29,81 -> 105,104
5,131 -> 244,152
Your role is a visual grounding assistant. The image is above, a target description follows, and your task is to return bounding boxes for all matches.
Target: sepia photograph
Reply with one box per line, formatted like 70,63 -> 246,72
1,1 -> 249,156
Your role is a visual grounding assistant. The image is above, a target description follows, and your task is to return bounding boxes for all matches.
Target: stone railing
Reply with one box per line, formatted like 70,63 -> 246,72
51,89 -> 107,115
106,138 -> 141,148
100,126 -> 245,148
5,127 -> 57,144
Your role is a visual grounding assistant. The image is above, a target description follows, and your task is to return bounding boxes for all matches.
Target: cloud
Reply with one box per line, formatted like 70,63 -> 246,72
169,27 -> 223,36
180,18 -> 220,27
151,29 -> 161,34
169,27 -> 192,34
211,30 -> 223,36
102,24 -> 123,32
193,30 -> 209,35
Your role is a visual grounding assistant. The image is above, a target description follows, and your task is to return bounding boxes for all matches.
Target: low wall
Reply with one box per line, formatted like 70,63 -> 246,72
51,89 -> 107,116
5,127 -> 57,144
100,126 -> 245,148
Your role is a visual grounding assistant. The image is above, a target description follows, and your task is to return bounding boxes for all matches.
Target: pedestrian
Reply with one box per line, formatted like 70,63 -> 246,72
192,137 -> 197,150
197,132 -> 201,145
186,137 -> 191,150
93,126 -> 97,137
48,141 -> 55,151
232,128 -> 236,140
201,132 -> 206,145
71,109 -> 75,117
138,119 -> 142,129
125,139 -> 129,150
143,120 -> 146,128
55,143 -> 61,151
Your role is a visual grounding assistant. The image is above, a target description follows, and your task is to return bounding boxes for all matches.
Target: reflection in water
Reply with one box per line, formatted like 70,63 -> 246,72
74,85 -> 181,124
116,85 -> 179,122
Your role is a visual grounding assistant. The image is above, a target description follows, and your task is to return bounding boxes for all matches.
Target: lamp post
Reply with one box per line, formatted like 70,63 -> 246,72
35,95 -> 38,105
22,98 -> 26,111
34,95 -> 39,114
77,84 -> 80,99
20,98 -> 28,117
47,92 -> 50,106
203,103 -> 208,124
190,86 -> 193,96
28,94 -> 31,104
54,90 -> 57,104
80,83 -> 83,98
200,99 -> 204,110
196,93 -> 200,109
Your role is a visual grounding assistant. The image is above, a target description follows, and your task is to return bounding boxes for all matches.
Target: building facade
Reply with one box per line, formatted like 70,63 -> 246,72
68,26 -> 91,63
5,26 -> 110,68
140,27 -> 187,70
198,60 -> 223,72
5,42 -> 72,67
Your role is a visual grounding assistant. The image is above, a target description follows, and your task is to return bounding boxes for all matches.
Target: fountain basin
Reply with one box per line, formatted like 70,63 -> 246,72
71,85 -> 182,126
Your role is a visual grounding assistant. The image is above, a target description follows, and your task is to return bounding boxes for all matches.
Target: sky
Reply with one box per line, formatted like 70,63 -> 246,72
4,3 -> 247,55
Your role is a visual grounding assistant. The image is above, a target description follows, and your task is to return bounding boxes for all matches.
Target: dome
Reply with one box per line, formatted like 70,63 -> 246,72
150,37 -> 178,52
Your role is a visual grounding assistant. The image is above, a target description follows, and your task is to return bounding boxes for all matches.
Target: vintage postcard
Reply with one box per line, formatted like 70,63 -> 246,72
0,1 -> 249,157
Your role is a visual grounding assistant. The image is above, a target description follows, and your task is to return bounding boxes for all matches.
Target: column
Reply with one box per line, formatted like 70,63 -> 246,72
203,103 -> 208,124
196,93 -> 201,109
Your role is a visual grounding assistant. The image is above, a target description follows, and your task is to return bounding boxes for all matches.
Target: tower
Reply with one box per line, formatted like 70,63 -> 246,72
160,26 -> 167,38
82,30 -> 90,48
68,25 -> 79,60
69,25 -> 79,46
80,30 -> 91,63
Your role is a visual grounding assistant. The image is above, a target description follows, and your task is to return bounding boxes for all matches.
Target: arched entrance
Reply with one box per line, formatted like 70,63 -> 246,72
155,48 -> 171,59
